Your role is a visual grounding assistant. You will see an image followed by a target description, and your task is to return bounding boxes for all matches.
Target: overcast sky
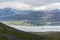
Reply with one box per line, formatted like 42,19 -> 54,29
0,0 -> 60,6
0,0 -> 59,10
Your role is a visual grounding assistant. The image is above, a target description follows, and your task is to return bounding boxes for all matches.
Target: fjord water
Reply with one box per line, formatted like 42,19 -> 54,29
9,25 -> 60,32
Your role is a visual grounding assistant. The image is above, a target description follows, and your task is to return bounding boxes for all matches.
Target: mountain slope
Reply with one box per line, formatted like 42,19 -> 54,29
32,32 -> 60,40
0,7 -> 60,22
0,22 -> 44,40
0,8 -> 44,21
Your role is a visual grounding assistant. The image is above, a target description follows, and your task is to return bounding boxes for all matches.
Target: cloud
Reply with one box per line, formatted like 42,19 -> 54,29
0,0 -> 60,6
0,0 -> 60,10
33,2 -> 60,10
0,1 -> 33,10
17,0 -> 60,6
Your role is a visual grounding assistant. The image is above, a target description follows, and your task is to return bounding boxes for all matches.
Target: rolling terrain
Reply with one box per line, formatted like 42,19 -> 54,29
1,7 -> 60,26
0,22 -> 60,40
0,22 -> 43,40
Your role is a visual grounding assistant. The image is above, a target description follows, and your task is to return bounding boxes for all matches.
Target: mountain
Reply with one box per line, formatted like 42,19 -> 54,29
0,8 -> 27,20
33,3 -> 60,22
0,4 -> 60,22
0,8 -> 44,21
41,9 -> 60,22
0,8 -> 17,16
0,22 -> 42,40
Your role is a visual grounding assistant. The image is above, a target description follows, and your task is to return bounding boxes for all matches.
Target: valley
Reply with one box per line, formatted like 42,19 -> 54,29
0,1 -> 60,40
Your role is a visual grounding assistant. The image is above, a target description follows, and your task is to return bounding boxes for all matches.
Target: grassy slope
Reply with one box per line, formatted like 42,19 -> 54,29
1,22 -> 60,40
32,32 -> 60,40
0,22 -> 41,40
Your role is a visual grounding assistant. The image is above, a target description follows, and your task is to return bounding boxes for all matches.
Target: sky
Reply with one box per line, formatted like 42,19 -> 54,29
0,0 -> 60,6
0,0 -> 60,10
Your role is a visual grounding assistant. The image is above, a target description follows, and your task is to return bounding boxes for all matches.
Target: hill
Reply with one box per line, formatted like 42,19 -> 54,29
32,32 -> 60,40
1,21 -> 60,40
0,22 -> 43,40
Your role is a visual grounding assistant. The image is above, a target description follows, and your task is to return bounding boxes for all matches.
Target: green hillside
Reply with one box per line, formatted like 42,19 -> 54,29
0,22 -> 60,40
0,22 -> 42,40
32,32 -> 60,40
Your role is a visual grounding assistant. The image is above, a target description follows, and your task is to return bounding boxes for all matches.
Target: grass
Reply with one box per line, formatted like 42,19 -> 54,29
0,22 -> 41,40
31,32 -> 60,40
0,36 -> 8,40
1,22 -> 60,40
